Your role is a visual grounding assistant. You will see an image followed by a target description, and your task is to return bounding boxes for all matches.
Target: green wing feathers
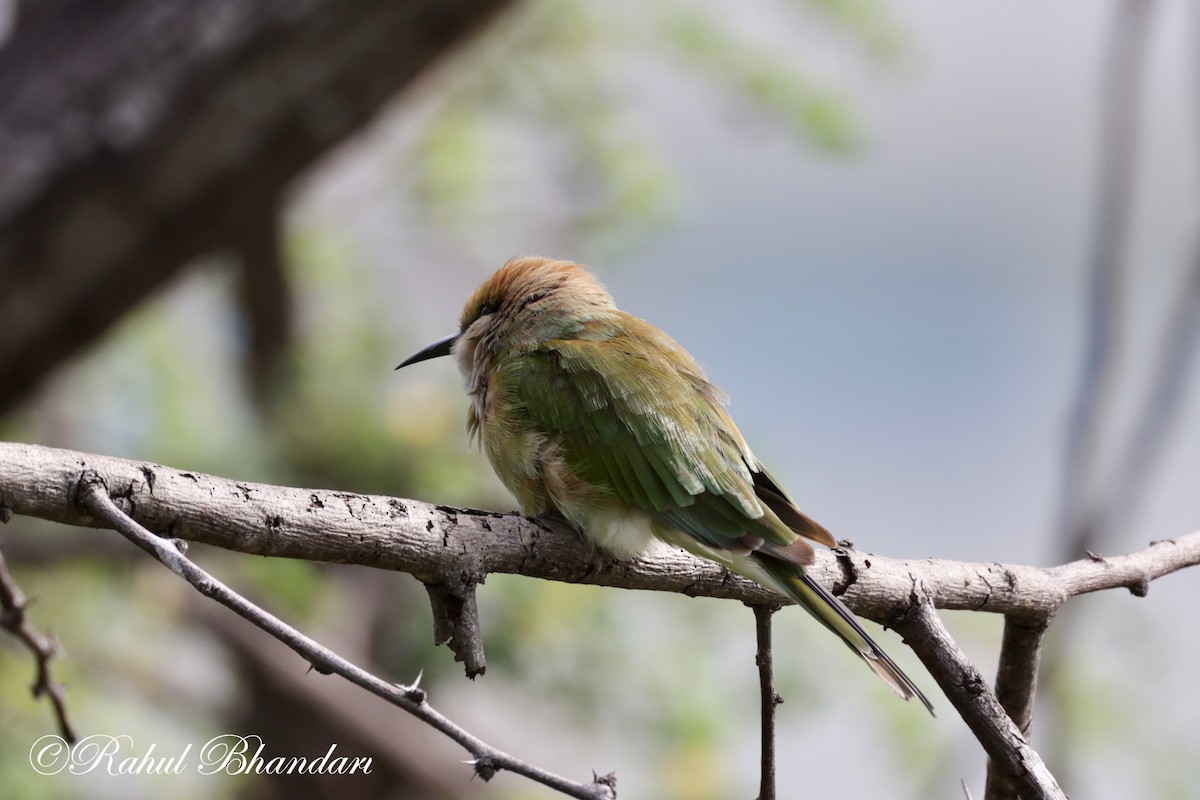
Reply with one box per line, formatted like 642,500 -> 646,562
513,322 -> 787,550
507,319 -> 932,712
513,328 -> 840,556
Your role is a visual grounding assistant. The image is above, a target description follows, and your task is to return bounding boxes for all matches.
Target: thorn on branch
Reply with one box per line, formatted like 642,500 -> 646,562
470,754 -> 498,781
398,670 -> 427,703
305,657 -> 335,676
592,771 -> 618,797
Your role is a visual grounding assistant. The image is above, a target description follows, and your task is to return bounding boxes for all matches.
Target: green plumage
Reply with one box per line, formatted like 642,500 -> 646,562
509,325 -> 791,548
398,256 -> 932,713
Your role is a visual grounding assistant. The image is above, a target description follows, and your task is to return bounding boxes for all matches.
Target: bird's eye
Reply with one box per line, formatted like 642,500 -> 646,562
478,302 -> 499,317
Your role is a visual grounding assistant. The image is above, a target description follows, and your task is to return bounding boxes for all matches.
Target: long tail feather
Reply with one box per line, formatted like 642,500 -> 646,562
757,555 -> 935,715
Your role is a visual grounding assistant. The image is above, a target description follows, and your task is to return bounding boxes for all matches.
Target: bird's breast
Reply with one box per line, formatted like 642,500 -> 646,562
477,399 -> 553,515
475,406 -> 657,558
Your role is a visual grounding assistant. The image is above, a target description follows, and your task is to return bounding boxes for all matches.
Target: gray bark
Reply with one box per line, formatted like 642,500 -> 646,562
0,0 -> 512,414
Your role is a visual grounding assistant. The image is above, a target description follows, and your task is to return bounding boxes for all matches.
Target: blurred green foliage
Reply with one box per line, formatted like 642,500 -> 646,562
0,1 -> 941,798
663,11 -> 862,152
408,0 -> 904,262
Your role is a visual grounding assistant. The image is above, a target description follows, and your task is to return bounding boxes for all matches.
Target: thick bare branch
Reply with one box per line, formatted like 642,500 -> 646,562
895,601 -> 1065,800
2,442 -> 1195,621
3,440 -> 1199,797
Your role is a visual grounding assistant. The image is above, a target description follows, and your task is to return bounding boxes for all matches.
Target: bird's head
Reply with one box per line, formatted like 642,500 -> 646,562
396,256 -> 617,375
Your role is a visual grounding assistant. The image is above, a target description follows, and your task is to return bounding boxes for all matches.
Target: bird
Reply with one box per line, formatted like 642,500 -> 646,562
396,256 -> 932,713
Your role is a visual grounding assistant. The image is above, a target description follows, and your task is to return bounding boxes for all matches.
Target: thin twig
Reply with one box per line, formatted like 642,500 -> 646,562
188,591 -> 497,795
75,471 -> 615,800
0,546 -> 76,743
752,604 -> 780,800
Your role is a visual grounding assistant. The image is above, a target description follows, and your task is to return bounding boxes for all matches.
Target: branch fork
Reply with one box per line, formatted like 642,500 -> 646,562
2,442 -> 1199,800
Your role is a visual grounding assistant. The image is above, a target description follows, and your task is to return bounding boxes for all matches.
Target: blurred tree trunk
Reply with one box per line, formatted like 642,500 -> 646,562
0,0 -> 512,415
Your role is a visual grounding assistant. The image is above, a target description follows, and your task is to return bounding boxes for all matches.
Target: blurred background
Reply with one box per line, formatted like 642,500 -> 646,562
1,0 -> 1199,797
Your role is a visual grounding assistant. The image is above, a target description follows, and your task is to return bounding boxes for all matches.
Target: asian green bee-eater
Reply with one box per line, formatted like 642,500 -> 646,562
397,256 -> 932,712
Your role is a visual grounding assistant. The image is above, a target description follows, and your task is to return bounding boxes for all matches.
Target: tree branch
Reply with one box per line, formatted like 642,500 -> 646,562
751,603 -> 781,800
0,546 -> 76,744
984,613 -> 1053,800
3,440 -> 1199,796
895,601 -> 1065,800
425,580 -> 487,678
2,443 -> 1193,619
187,588 -> 492,797
73,470 -> 615,799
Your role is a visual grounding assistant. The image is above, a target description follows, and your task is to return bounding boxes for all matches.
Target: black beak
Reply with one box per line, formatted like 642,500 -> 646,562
395,333 -> 459,370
